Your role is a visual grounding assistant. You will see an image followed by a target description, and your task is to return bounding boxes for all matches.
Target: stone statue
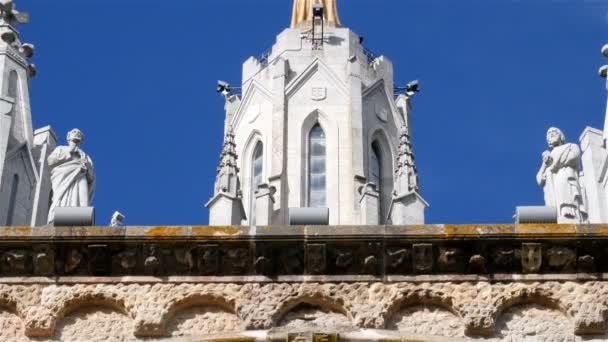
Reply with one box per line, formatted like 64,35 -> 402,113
291,0 -> 341,29
47,129 -> 95,223
536,127 -> 587,223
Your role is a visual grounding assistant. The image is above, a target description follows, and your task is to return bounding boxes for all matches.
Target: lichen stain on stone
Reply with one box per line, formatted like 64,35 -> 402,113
191,226 -> 241,236
0,226 -> 32,236
442,224 -> 578,237
146,226 -> 187,237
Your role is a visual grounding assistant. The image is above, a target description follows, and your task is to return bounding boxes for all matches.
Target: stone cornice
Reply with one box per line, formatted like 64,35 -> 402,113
0,224 -> 603,278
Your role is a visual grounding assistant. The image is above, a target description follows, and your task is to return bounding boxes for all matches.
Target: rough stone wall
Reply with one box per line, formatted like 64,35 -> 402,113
0,281 -> 603,341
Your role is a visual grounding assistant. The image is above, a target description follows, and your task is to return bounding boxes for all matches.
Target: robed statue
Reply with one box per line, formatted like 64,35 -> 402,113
47,129 -> 96,223
536,127 -> 587,223
291,0 -> 341,28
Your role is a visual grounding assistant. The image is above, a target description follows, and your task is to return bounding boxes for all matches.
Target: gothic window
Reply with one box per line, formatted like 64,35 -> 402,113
307,124 -> 326,207
6,174 -> 18,226
250,142 -> 263,225
371,141 -> 384,223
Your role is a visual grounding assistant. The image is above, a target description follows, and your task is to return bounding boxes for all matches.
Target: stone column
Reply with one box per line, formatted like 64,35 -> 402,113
580,127 -> 608,223
30,126 -> 56,226
0,97 -> 13,190
255,183 -> 275,226
270,58 -> 287,224
359,183 -> 379,225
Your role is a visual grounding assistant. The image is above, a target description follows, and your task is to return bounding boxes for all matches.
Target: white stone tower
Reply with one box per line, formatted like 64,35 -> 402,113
0,1 -> 54,226
207,0 -> 428,225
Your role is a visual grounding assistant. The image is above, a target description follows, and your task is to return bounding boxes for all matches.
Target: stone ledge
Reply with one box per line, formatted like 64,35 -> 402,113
0,225 -> 604,277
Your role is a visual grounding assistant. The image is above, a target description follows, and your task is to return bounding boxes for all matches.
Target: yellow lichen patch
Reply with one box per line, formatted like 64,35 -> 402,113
191,226 -> 242,236
146,226 -> 188,237
0,226 -> 32,236
515,224 -> 576,235
443,224 -> 515,237
196,338 -> 254,342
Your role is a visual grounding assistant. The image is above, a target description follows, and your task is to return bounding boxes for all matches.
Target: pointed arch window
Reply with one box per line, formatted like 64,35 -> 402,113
371,141 -> 384,223
6,174 -> 19,226
308,124 -> 326,207
250,142 -> 263,225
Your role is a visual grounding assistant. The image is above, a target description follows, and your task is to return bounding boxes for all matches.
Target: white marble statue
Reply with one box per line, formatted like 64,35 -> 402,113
47,129 -> 95,223
536,127 -> 587,223
291,0 -> 341,28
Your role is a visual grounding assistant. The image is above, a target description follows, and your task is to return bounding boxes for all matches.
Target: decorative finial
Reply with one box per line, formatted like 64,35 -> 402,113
394,125 -> 419,194
291,0 -> 341,29
0,0 -> 29,26
214,126 -> 241,197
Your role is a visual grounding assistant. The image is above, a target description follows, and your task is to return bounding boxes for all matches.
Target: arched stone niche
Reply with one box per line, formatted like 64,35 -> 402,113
496,303 -> 573,341
166,305 -> 240,337
277,303 -> 352,330
54,305 -> 133,341
0,308 -> 24,339
387,304 -> 465,338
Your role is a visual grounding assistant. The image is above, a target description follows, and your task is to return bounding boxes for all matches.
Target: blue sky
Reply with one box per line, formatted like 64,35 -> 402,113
18,0 -> 608,225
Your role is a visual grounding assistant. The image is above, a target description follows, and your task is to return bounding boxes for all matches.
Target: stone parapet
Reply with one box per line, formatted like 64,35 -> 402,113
0,225 -> 607,341
0,224 -> 605,277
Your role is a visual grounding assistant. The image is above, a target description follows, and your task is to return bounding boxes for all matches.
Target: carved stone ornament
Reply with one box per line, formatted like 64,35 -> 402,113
437,247 -> 463,273
64,249 -> 82,274
254,244 -> 273,276
311,87 -> 327,101
374,103 -> 388,122
174,246 -> 195,272
114,249 -> 137,271
1,250 -> 27,274
492,247 -> 515,269
412,243 -> 433,273
521,243 -> 542,273
144,245 -> 160,275
386,247 -> 410,273
546,246 -> 576,271
278,248 -> 303,274
222,247 -> 249,275
307,243 -> 326,275
33,245 -> 55,276
197,244 -> 218,275
87,244 -> 109,275
468,254 -> 487,274
578,254 -> 596,273
334,248 -> 353,270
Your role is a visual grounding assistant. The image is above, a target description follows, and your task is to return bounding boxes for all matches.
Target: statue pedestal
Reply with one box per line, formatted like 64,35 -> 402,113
53,207 -> 95,226
206,193 -> 246,226
389,191 -> 428,225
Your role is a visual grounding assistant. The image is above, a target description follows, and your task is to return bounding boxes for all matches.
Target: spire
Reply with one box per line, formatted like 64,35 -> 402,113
291,0 -> 341,29
394,124 -> 419,194
214,126 -> 241,197
601,44 -> 608,137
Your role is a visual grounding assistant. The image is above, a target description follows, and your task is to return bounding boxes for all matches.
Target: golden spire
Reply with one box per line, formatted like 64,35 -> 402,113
291,0 -> 341,29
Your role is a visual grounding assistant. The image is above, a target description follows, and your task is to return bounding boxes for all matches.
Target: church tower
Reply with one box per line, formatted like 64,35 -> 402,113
0,1 -> 54,226
207,0 -> 428,225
